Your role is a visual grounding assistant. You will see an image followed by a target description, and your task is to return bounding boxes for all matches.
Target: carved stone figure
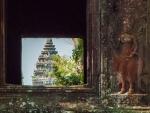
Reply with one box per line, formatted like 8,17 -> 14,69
112,33 -> 143,94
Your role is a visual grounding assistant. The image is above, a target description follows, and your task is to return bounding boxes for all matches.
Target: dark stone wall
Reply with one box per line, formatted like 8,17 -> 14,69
0,0 -> 5,85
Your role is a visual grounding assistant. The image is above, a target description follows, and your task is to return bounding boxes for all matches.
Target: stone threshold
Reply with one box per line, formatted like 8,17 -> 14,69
0,84 -> 94,93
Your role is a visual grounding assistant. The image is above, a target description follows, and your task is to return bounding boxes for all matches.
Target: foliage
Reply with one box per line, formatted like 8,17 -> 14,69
72,38 -> 84,63
47,38 -> 84,86
49,55 -> 83,86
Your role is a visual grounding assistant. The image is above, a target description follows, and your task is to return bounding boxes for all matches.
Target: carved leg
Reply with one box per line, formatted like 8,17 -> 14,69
126,57 -> 138,94
118,73 -> 126,94
117,58 -> 127,94
119,80 -> 126,94
127,76 -> 135,94
128,82 -> 134,94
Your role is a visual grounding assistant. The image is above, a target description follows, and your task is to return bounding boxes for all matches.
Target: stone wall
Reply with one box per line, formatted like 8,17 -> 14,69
0,0 -> 5,85
0,0 -> 150,112
100,0 -> 150,94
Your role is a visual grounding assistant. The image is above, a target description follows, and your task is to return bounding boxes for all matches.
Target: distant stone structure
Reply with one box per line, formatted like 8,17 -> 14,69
32,38 -> 58,86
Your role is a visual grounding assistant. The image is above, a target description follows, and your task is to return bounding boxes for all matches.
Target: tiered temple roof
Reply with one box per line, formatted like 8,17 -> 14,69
32,38 -> 58,86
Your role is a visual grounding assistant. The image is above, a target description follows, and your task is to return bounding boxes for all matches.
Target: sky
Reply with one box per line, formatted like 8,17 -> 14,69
22,38 -> 74,85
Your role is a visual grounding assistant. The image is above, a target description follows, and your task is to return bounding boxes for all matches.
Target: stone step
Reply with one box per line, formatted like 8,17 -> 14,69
125,106 -> 150,113
111,93 -> 150,106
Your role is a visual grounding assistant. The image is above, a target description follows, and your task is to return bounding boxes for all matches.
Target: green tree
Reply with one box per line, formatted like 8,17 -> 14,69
47,38 -> 84,86
49,55 -> 83,86
72,38 -> 84,63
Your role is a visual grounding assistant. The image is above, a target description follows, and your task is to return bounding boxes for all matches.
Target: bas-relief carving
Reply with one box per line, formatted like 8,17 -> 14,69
112,33 -> 144,94
111,0 -> 150,94
100,0 -> 150,95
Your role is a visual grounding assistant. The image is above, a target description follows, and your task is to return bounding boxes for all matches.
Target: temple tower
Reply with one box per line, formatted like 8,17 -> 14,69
32,38 -> 58,86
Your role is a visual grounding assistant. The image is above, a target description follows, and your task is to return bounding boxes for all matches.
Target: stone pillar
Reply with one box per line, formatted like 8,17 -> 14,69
86,0 -> 101,92
0,0 -> 5,85
144,0 -> 150,93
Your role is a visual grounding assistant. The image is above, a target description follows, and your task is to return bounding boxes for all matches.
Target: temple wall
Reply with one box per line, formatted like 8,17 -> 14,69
0,0 -> 149,112
101,0 -> 150,94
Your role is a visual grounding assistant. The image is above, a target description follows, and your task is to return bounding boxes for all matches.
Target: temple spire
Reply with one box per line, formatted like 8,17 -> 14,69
32,38 -> 57,86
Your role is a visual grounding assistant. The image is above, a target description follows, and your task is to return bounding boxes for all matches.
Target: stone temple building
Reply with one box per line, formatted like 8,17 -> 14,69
32,39 -> 58,86
1,1 -> 150,112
